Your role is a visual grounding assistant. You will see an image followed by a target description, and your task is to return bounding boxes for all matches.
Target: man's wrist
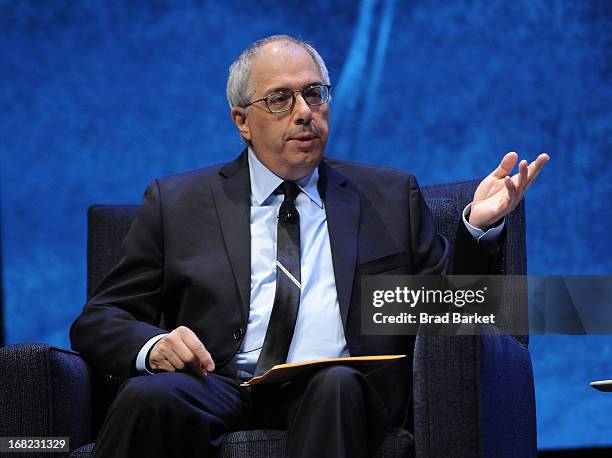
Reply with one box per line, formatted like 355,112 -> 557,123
145,344 -> 157,373
462,203 -> 505,242
135,333 -> 167,374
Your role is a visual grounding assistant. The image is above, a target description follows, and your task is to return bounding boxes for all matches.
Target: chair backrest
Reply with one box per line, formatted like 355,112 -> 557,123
87,204 -> 140,297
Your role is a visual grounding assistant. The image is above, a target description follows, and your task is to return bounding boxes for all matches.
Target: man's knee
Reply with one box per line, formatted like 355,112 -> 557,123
113,372 -> 194,412
311,364 -> 364,382
306,365 -> 366,398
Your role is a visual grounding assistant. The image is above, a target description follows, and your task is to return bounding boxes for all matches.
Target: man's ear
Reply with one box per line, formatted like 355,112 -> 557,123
231,107 -> 251,142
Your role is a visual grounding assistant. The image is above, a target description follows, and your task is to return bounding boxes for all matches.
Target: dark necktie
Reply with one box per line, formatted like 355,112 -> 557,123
254,181 -> 301,376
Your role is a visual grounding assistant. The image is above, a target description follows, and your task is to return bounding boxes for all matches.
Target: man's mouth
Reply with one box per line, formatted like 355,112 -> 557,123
289,136 -> 318,150
290,134 -> 317,141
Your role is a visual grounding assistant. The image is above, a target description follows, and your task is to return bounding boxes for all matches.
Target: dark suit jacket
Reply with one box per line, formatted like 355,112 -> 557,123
70,150 -> 496,427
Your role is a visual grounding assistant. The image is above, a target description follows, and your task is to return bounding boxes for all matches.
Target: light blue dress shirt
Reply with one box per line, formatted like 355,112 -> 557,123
232,149 -> 349,376
135,151 -> 504,374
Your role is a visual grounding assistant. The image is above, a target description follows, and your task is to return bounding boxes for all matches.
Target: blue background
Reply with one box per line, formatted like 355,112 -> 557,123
1,0 -> 611,450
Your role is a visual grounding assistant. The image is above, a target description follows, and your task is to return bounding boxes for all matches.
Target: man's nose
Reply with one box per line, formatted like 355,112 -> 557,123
292,93 -> 312,125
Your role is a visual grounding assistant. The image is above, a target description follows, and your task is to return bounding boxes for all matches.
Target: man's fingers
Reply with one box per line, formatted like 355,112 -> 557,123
504,176 -> 517,199
173,339 -> 203,367
160,333 -> 193,369
472,151 -> 548,225
493,151 -> 518,178
525,153 -> 550,189
153,360 -> 176,373
186,360 -> 208,377
152,344 -> 185,371
177,326 -> 215,372
506,153 -> 548,201
171,339 -> 208,376
517,159 -> 528,192
153,343 -> 205,376
148,326 -> 214,375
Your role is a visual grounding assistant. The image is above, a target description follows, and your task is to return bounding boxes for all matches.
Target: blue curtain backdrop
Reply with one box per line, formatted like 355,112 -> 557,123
1,0 -> 610,450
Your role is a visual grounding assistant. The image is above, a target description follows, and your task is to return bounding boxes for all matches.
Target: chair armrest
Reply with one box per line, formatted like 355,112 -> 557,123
413,331 -> 536,458
479,334 -> 537,458
0,343 -> 95,451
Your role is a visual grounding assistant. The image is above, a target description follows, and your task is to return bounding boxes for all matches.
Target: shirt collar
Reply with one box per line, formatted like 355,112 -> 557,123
248,148 -> 323,208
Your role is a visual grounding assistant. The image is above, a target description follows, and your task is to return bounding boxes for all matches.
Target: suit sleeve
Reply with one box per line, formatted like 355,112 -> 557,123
70,180 -> 168,380
451,215 -> 502,275
407,175 -> 450,275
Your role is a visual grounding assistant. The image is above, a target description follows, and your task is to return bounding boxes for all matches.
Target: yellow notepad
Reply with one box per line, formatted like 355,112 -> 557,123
241,355 -> 406,386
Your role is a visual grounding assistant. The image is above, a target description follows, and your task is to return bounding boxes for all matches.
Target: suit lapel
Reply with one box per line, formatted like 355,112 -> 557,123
319,160 -> 360,328
211,151 -> 251,322
210,154 -> 361,329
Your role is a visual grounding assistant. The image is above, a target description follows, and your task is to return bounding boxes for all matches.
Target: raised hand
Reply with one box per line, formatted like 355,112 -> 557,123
149,326 -> 215,377
469,152 -> 549,230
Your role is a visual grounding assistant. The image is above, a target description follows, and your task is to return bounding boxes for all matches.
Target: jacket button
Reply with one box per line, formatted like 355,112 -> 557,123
233,328 -> 244,341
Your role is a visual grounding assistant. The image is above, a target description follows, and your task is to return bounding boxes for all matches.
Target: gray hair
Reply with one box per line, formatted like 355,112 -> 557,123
226,35 -> 330,108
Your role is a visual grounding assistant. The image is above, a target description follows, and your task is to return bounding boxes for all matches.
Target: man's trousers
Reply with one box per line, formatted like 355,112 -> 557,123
92,365 -> 389,458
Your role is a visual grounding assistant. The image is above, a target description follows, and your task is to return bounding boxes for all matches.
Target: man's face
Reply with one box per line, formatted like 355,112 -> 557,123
231,42 -> 330,181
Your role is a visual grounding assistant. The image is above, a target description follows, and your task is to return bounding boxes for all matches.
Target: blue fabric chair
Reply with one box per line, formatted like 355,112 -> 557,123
0,179 -> 536,457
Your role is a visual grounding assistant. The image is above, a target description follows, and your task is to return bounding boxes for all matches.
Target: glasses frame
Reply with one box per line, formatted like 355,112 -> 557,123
244,84 -> 332,113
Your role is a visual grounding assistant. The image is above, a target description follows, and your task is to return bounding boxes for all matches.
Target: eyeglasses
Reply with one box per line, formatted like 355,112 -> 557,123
244,84 -> 331,113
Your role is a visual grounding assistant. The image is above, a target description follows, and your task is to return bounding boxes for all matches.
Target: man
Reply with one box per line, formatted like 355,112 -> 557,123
70,35 -> 548,457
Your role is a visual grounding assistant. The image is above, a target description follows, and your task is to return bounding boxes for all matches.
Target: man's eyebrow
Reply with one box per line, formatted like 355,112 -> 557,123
266,81 -> 323,94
